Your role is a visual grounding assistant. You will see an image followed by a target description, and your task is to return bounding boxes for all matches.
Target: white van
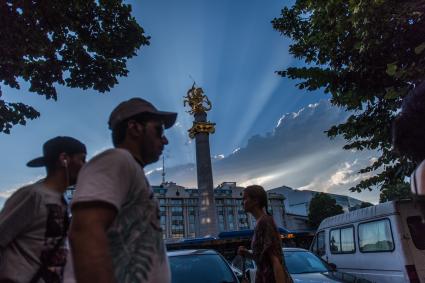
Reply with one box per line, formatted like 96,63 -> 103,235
310,200 -> 425,283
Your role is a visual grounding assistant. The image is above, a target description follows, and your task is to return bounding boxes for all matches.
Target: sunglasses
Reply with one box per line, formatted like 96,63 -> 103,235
133,120 -> 165,139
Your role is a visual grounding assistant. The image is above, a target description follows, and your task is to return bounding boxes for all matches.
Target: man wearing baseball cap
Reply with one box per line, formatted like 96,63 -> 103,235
66,98 -> 176,283
0,136 -> 87,282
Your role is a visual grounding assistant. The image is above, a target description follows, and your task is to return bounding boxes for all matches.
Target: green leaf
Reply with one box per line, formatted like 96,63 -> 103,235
414,42 -> 425,55
384,87 -> 399,99
354,42 -> 362,50
386,62 -> 398,76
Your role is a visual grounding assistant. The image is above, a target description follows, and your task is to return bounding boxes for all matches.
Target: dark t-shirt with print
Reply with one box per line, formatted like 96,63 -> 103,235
251,215 -> 293,283
0,182 -> 69,283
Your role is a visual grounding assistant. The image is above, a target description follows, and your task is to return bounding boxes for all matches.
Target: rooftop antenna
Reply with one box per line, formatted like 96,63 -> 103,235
189,74 -> 196,85
162,154 -> 166,185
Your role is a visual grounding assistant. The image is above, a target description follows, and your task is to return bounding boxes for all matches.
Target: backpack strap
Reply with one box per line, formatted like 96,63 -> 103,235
30,201 -> 70,283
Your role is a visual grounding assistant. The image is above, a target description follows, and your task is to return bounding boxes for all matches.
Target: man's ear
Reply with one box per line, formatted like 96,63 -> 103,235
128,120 -> 144,136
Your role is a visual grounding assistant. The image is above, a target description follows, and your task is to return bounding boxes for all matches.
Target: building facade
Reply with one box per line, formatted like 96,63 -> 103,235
153,182 -> 287,241
269,186 -> 366,216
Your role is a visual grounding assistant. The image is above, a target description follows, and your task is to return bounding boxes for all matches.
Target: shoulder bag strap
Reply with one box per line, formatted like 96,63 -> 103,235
30,203 -> 70,283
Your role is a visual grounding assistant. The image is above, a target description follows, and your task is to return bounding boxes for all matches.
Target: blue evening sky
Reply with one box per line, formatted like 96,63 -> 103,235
0,0 -> 380,205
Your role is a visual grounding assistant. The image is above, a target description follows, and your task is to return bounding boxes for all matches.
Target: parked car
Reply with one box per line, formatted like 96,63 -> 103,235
168,249 -> 239,283
310,200 -> 425,283
231,247 -> 351,283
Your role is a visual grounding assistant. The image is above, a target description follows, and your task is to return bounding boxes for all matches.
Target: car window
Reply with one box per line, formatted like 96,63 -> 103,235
311,231 -> 326,256
407,216 -> 425,250
317,231 -> 326,256
341,227 -> 355,252
330,226 -> 355,254
359,219 -> 394,252
330,229 -> 341,253
170,254 -> 237,283
283,251 -> 328,274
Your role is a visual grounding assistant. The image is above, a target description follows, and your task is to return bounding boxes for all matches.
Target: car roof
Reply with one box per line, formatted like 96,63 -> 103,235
167,247 -> 310,257
167,249 -> 219,257
283,247 -> 309,252
317,200 -> 410,230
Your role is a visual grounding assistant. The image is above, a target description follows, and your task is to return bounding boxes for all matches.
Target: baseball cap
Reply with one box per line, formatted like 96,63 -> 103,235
108,98 -> 177,130
27,136 -> 87,167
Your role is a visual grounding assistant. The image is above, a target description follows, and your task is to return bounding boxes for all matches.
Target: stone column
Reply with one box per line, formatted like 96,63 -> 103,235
184,84 -> 218,237
194,112 -> 218,236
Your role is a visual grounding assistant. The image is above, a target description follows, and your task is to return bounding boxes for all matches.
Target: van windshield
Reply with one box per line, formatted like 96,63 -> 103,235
407,216 -> 425,250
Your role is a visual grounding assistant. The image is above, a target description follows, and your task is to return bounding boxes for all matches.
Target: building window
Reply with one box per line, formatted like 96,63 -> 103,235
160,215 -> 166,232
170,201 -> 184,238
186,198 -> 198,205
359,219 -> 394,252
159,206 -> 166,214
216,199 -> 224,205
238,209 -> 249,229
226,207 -> 234,230
158,198 -> 166,205
171,206 -> 183,214
330,226 -> 355,254
170,198 -> 183,205
217,206 -> 225,231
225,199 -> 233,205
188,206 -> 197,235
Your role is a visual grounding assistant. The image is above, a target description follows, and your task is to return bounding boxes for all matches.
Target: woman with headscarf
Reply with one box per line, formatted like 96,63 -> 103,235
237,185 -> 293,283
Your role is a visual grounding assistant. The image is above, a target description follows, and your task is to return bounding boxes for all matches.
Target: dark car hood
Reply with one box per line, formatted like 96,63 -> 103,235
291,272 -> 342,282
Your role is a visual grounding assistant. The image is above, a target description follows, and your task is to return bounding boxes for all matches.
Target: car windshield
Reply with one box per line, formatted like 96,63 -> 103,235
169,254 -> 237,283
284,250 -> 329,274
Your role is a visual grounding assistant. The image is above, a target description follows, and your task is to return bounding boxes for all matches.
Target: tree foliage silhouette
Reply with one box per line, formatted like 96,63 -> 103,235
272,0 -> 425,200
0,0 -> 150,133
308,193 -> 344,228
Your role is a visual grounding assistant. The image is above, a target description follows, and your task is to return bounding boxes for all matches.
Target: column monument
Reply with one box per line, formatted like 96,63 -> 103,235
184,83 -> 218,237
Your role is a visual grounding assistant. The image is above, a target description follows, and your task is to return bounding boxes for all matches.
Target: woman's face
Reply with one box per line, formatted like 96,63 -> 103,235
242,191 -> 256,213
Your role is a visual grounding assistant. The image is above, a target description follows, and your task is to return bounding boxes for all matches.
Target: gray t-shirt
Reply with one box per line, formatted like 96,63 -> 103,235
65,148 -> 170,283
0,182 -> 68,282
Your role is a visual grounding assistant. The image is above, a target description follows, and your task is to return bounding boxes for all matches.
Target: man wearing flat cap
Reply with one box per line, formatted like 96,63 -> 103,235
66,98 -> 177,283
0,136 -> 87,283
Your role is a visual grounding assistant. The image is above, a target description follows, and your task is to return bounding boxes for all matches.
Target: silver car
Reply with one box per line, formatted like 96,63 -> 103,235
232,247 -> 359,283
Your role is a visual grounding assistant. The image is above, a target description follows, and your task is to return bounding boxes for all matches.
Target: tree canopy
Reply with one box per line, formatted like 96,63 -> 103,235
308,193 -> 344,228
0,0 -> 150,133
272,0 -> 425,201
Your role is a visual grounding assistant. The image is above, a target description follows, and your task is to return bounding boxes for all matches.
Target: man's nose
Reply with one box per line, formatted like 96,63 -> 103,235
162,136 -> 169,145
